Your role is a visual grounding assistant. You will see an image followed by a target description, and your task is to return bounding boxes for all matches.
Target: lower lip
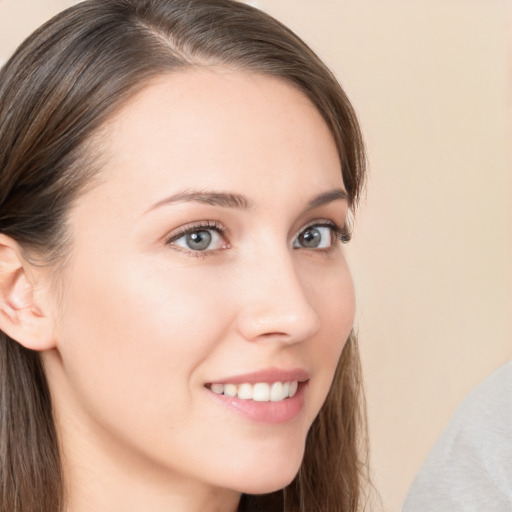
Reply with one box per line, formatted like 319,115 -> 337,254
207,382 -> 307,424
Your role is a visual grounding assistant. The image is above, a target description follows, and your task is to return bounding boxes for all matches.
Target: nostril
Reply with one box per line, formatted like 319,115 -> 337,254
236,307 -> 320,344
234,265 -> 321,343
260,331 -> 288,338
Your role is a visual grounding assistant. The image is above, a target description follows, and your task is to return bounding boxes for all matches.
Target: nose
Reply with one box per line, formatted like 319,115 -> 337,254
235,251 -> 321,344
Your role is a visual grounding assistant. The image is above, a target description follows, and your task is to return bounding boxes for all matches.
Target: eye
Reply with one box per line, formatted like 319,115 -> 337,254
167,222 -> 227,252
293,224 -> 338,249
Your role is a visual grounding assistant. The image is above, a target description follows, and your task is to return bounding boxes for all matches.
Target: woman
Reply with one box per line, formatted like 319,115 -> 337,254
0,1 -> 368,511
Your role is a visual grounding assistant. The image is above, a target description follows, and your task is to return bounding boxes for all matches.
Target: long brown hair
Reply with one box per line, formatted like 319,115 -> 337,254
0,1 -> 368,511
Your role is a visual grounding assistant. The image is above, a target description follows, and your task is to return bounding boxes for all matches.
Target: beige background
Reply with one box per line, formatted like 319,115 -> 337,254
1,1 -> 511,510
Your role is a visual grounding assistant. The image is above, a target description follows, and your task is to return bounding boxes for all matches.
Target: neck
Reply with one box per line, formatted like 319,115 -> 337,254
60,430 -> 241,512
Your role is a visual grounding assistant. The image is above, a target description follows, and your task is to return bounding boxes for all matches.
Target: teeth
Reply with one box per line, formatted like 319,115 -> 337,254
211,383 -> 224,395
253,383 -> 270,401
270,382 -> 283,402
224,384 -> 237,397
237,383 -> 252,400
208,381 -> 300,402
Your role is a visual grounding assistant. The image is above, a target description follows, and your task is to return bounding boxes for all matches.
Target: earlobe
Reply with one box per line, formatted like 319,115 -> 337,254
0,235 -> 56,351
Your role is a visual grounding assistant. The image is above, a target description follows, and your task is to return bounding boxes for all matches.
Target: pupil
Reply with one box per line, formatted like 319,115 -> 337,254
186,231 -> 212,250
300,228 -> 321,248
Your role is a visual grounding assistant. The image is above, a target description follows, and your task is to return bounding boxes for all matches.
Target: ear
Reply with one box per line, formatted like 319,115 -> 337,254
0,234 -> 56,351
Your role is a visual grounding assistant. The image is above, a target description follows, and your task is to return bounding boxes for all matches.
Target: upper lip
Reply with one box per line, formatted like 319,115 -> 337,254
207,367 -> 310,385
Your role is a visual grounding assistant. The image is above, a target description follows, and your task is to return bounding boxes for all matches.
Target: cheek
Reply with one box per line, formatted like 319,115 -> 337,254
301,258 -> 355,397
53,256 -> 233,424
303,255 -> 355,339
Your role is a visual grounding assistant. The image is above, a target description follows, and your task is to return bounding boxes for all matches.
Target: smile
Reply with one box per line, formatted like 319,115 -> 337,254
205,368 -> 309,423
207,381 -> 299,402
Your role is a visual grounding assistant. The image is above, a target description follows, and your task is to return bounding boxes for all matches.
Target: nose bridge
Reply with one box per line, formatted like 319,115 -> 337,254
236,244 -> 321,343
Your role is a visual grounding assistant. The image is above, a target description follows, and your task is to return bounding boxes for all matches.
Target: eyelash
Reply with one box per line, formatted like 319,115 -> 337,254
164,220 -> 228,257
309,221 -> 352,245
165,219 -> 351,257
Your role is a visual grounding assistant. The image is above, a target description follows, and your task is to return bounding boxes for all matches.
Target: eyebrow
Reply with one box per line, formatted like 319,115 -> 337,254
305,189 -> 348,210
147,190 -> 253,212
146,188 -> 348,213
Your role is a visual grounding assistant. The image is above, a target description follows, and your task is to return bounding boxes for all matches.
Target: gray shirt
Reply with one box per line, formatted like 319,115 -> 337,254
402,362 -> 512,512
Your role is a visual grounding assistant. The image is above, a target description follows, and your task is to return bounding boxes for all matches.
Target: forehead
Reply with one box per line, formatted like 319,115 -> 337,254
89,68 -> 343,211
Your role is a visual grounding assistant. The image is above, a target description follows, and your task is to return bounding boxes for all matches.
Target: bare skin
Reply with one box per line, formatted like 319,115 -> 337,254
1,68 -> 355,512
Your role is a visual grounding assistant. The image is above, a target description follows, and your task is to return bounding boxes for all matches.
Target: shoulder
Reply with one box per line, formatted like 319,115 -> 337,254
402,362 -> 512,512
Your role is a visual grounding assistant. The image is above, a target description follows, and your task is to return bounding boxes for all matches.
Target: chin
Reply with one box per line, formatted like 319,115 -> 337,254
230,452 -> 304,495
236,477 -> 296,496
238,475 -> 297,496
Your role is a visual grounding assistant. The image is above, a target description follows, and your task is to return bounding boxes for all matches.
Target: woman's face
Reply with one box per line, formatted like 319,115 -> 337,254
44,69 -> 355,497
